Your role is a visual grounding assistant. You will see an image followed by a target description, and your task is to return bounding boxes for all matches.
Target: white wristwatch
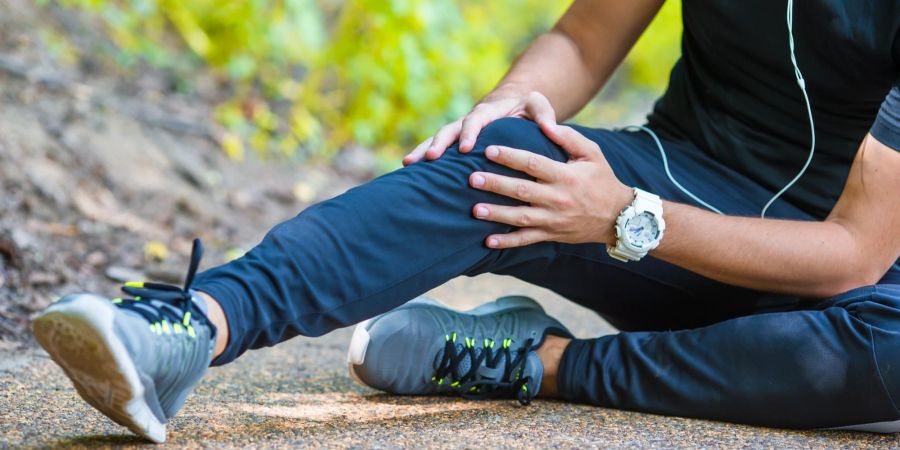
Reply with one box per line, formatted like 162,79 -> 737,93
607,188 -> 666,262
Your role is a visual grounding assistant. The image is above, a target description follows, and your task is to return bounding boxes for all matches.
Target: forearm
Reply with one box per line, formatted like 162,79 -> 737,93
654,202 -> 880,298
651,136 -> 900,298
486,0 -> 663,121
470,123 -> 899,299
486,32 -> 598,121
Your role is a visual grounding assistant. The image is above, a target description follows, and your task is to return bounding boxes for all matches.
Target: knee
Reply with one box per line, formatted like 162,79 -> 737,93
472,117 -> 555,158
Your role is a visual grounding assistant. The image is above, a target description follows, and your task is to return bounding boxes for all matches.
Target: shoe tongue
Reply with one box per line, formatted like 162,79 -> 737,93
433,343 -> 472,373
119,300 -> 170,322
123,289 -> 208,324
188,289 -> 209,315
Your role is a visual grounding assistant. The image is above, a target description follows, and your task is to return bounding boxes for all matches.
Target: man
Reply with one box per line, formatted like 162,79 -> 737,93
32,0 -> 900,443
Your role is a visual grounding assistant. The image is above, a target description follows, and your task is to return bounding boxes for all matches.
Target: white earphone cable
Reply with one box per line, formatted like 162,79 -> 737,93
761,0 -> 816,218
624,125 -> 725,215
631,0 -> 816,218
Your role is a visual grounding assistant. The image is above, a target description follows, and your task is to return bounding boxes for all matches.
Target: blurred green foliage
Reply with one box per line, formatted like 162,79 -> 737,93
51,0 -> 681,160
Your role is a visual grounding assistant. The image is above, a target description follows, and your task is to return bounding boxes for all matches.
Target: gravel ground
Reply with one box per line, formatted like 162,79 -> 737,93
3,274 -> 898,449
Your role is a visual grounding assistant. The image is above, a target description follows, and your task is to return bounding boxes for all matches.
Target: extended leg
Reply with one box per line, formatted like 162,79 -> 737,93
193,118 -> 583,364
194,116 -> 817,365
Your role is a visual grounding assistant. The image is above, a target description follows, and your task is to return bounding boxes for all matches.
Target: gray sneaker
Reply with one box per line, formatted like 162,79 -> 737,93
347,295 -> 571,405
32,240 -> 215,443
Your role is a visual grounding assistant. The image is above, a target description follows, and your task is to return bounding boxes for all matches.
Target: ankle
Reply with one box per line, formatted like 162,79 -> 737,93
535,334 -> 571,398
195,291 -> 229,360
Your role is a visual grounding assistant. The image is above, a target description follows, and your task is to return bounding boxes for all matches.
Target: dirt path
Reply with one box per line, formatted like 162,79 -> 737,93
2,274 -> 893,448
0,1 -> 364,341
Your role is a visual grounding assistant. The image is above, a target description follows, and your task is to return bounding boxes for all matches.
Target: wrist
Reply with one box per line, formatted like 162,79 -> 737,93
482,83 -> 531,103
605,184 -> 635,246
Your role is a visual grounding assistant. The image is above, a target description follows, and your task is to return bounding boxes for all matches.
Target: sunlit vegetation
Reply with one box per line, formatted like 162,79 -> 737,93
49,0 -> 682,160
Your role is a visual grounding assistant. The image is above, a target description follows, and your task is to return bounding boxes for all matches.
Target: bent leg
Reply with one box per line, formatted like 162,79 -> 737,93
558,284 -> 900,430
194,116 -> 821,365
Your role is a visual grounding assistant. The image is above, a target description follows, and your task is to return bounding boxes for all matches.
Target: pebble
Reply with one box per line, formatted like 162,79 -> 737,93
104,265 -> 145,283
27,271 -> 61,286
84,251 -> 107,267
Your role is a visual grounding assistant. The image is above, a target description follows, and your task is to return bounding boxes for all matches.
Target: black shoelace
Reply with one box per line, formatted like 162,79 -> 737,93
112,239 -> 214,339
432,333 -> 537,405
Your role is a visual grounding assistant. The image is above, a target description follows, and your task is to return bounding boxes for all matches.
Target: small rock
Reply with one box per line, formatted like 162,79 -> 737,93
293,182 -> 316,203
105,265 -> 145,283
85,251 -> 107,267
28,271 -> 61,286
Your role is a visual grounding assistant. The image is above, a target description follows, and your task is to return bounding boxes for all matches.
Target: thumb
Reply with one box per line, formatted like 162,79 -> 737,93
524,92 -> 557,128
542,123 -> 598,160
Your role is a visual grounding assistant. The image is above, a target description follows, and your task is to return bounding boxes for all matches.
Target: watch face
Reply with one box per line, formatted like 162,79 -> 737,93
624,212 -> 659,248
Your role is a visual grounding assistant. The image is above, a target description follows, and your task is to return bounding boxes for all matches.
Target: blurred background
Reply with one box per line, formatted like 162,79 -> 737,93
0,0 -> 681,344
40,0 -> 681,164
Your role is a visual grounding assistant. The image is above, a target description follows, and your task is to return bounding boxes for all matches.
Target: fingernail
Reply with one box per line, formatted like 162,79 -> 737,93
471,174 -> 485,187
487,238 -> 499,248
485,146 -> 499,158
475,206 -> 489,218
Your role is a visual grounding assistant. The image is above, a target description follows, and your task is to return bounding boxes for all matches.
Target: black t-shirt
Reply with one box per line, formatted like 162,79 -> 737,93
647,0 -> 900,219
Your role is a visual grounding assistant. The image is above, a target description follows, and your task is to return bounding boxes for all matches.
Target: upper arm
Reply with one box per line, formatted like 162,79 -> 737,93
871,81 -> 900,151
553,0 -> 664,77
826,132 -> 900,283
826,33 -> 900,282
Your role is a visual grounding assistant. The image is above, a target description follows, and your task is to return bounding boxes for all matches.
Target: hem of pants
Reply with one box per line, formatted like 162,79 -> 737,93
557,336 -> 616,405
193,277 -> 245,366
557,337 -> 592,403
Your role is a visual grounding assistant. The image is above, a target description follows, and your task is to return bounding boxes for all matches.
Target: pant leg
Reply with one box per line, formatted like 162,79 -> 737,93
495,241 -> 807,333
558,283 -> 900,431
194,116 -> 815,365
194,118 -> 584,364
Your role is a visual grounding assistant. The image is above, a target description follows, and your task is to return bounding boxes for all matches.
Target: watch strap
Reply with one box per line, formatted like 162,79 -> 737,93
633,189 -> 663,216
606,188 -> 665,262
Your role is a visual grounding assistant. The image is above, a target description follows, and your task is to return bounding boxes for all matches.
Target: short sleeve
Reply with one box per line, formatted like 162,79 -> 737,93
871,81 -> 900,151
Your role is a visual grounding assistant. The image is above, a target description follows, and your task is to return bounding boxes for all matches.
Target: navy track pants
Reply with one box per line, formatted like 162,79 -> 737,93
193,118 -> 900,431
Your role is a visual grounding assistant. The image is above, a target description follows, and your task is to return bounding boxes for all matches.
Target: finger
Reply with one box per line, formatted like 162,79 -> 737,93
484,145 -> 561,181
403,137 -> 434,166
485,228 -> 549,249
426,121 -> 463,160
458,110 -> 490,152
472,203 -> 552,228
541,123 -> 600,160
469,172 -> 553,203
523,91 -> 557,128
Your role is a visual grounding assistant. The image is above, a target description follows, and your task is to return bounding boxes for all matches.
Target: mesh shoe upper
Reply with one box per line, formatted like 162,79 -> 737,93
53,239 -> 216,422
109,239 -> 217,420
349,296 -> 572,405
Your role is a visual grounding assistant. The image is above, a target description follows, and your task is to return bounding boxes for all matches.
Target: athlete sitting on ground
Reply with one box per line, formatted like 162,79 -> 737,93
33,0 -> 900,443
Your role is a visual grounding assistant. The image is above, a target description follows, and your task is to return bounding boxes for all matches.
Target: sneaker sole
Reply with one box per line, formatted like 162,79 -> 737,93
32,294 -> 166,443
346,295 -> 544,386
